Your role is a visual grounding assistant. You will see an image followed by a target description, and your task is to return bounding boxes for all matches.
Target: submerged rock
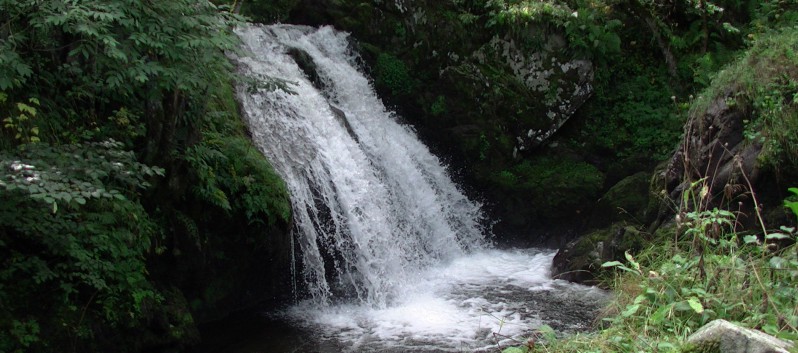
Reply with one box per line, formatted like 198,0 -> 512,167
684,319 -> 794,353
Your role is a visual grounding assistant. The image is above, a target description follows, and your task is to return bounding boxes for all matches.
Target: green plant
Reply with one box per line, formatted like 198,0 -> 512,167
0,0 -> 244,160
235,0 -> 299,23
484,0 -> 621,62
430,95 -> 447,116
375,53 -> 416,96
785,187 -> 798,221
184,132 -> 291,225
0,141 -> 164,352
1,95 -> 40,144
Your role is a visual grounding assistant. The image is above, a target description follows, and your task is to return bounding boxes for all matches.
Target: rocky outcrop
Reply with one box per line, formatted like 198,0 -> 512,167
662,88 -> 761,211
442,31 -> 594,156
685,319 -> 794,353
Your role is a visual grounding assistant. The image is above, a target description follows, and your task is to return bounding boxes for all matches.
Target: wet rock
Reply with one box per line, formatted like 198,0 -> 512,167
684,319 -> 794,353
287,47 -> 324,90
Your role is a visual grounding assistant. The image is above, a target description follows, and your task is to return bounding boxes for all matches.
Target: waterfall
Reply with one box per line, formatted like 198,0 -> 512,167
234,24 -> 491,308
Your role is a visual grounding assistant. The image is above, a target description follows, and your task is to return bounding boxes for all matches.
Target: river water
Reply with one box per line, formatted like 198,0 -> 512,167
221,24 -> 609,352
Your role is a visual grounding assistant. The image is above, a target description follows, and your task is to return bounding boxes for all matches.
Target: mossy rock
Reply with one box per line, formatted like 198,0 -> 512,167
588,172 -> 651,228
551,223 -> 645,284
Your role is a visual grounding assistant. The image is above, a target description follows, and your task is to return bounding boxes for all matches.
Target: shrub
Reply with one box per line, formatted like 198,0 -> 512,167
375,53 -> 416,96
0,141 -> 163,352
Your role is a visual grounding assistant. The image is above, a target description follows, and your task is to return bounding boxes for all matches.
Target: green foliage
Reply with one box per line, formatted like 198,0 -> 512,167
0,1 -> 291,351
489,157 -> 605,213
184,131 -> 291,225
0,141 -> 163,352
785,187 -> 798,221
0,0 -> 243,148
509,187 -> 798,352
235,0 -> 299,23
1,95 -> 41,144
430,95 -> 448,116
484,0 -> 622,62
600,223 -> 798,347
749,0 -> 798,34
375,53 -> 416,96
580,53 -> 686,162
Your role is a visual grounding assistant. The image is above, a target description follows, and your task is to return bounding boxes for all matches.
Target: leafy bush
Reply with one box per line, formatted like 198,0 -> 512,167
375,53 -> 416,96
0,141 -> 163,352
580,53 -> 686,162
484,0 -> 621,62
237,0 -> 299,23
184,132 -> 290,225
503,180 -> 798,352
0,0 -> 242,155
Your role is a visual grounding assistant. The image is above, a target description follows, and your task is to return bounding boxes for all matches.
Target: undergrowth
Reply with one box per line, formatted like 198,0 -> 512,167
501,183 -> 798,352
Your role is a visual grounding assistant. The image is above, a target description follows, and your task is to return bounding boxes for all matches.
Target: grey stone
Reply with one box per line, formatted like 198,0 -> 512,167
686,319 -> 794,353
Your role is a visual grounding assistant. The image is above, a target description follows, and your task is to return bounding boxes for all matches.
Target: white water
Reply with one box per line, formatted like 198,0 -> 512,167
234,24 -> 608,352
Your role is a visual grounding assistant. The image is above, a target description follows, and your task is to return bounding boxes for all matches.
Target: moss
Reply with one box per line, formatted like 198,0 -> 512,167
679,340 -> 721,353
571,228 -> 612,261
589,172 -> 652,228
430,95 -> 447,116
514,156 -> 605,210
485,155 -> 605,224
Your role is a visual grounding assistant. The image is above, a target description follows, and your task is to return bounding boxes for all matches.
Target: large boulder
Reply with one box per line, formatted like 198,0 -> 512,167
655,29 -> 798,230
439,31 -> 594,156
684,319 -> 794,353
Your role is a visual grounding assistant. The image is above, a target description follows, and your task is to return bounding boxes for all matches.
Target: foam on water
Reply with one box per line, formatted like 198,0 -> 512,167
281,249 -> 608,352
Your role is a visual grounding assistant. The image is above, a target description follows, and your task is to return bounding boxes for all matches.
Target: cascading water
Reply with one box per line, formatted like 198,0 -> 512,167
231,24 -> 609,352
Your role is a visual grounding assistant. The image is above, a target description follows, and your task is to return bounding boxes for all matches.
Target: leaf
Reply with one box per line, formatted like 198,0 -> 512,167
769,256 -> 787,269
687,297 -> 704,314
765,232 -> 790,240
657,342 -> 677,351
502,347 -> 526,353
622,304 -> 640,317
650,304 -> 672,324
601,261 -> 636,274
743,235 -> 759,244
602,261 -> 624,268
